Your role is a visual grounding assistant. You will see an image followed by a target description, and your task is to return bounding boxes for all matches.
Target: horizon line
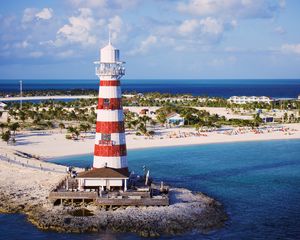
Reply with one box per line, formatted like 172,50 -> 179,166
0,78 -> 300,81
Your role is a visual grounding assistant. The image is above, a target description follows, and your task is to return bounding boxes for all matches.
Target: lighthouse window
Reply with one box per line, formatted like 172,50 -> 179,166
101,133 -> 111,141
103,98 -> 110,107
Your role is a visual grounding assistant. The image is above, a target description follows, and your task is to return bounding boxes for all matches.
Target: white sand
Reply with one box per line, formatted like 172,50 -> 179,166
0,154 -> 66,210
0,123 -> 299,160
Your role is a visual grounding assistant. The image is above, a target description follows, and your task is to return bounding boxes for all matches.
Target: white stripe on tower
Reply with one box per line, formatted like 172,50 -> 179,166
96,110 -> 124,122
93,156 -> 128,169
98,86 -> 121,98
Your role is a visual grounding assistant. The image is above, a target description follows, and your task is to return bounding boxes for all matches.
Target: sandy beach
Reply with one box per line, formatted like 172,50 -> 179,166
0,123 -> 299,160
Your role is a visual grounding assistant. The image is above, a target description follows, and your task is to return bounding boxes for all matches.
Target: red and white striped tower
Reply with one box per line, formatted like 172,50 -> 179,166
93,40 -> 127,170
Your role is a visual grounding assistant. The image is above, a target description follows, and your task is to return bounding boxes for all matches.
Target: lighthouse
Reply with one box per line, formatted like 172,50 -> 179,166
93,40 -> 127,170
76,40 -> 129,192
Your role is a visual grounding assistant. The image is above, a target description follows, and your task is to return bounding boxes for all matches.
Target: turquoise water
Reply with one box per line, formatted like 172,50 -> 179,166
1,140 -> 300,239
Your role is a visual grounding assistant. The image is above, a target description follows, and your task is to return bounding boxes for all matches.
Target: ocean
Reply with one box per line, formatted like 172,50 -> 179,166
1,140 -> 300,239
1,79 -> 300,98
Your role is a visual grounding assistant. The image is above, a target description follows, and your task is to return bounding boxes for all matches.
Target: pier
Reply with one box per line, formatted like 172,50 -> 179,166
49,177 -> 169,207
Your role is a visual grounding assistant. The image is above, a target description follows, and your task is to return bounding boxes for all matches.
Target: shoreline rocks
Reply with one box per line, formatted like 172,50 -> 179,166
1,187 -> 227,237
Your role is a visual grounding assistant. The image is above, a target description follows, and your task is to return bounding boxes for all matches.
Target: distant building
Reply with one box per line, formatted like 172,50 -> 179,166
166,112 -> 184,126
261,116 -> 274,123
228,96 -> 273,104
139,108 -> 149,115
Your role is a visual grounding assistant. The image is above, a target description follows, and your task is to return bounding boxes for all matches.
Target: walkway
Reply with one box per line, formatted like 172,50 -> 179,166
0,153 -> 66,174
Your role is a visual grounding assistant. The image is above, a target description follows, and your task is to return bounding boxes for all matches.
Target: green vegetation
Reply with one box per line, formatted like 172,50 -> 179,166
155,104 -> 264,129
0,92 -> 299,142
124,111 -> 156,136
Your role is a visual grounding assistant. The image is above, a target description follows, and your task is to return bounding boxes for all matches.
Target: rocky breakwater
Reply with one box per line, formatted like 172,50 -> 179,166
28,188 -> 227,237
0,152 -> 227,237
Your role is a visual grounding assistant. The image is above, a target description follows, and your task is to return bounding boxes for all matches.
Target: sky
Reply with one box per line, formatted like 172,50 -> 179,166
0,0 -> 300,80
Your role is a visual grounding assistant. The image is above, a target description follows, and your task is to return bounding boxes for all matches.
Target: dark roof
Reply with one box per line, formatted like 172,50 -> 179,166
77,167 -> 129,179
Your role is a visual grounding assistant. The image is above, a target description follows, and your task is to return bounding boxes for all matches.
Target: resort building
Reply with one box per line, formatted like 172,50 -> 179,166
166,112 -> 185,126
228,96 -> 273,104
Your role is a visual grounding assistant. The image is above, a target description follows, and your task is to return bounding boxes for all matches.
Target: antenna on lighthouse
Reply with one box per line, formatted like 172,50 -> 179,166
19,80 -> 23,110
108,28 -> 111,45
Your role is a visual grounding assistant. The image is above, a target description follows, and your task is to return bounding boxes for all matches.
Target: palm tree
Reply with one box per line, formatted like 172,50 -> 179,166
1,130 -> 11,144
58,122 -> 65,133
9,122 -> 20,139
253,113 -> 263,127
283,112 -> 288,123
137,123 -> 147,135
19,110 -> 26,123
194,122 -> 204,133
0,122 -> 6,134
139,115 -> 151,126
67,126 -> 76,134
79,123 -> 91,136
73,129 -> 80,140
67,126 -> 80,140
46,121 -> 54,129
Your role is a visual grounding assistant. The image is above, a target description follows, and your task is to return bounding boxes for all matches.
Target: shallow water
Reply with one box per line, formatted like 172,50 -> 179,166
1,140 -> 300,239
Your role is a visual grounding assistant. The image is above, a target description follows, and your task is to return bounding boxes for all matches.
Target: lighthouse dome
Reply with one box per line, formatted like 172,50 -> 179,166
100,42 -> 120,63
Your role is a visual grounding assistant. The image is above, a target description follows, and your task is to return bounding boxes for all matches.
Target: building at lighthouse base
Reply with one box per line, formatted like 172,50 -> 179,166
76,167 -> 129,192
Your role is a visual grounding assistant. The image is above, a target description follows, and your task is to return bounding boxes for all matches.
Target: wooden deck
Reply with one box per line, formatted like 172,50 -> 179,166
96,196 -> 168,206
49,191 -> 98,200
49,191 -> 169,206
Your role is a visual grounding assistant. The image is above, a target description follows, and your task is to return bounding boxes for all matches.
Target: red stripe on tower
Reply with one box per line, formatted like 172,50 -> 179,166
97,98 -> 122,110
95,121 -> 125,133
100,80 -> 120,86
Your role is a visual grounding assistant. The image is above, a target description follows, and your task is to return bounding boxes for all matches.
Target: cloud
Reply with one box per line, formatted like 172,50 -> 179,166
22,7 -> 53,23
29,51 -> 44,58
22,8 -> 37,23
128,35 -> 157,55
15,41 -> 29,49
281,44 -> 300,55
178,17 -> 224,43
199,17 -> 223,35
51,9 -> 128,48
57,49 -> 74,58
177,0 -> 285,19
36,8 -> 53,20
127,17 -> 224,55
68,0 -> 139,9
274,26 -> 286,35
55,8 -> 98,46
108,16 -> 123,42
209,56 -> 236,67
68,0 -> 107,8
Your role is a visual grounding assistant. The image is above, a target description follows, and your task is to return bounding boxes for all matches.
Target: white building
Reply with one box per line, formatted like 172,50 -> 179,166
77,167 -> 129,192
0,102 -> 7,111
228,96 -> 273,104
166,112 -> 185,126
